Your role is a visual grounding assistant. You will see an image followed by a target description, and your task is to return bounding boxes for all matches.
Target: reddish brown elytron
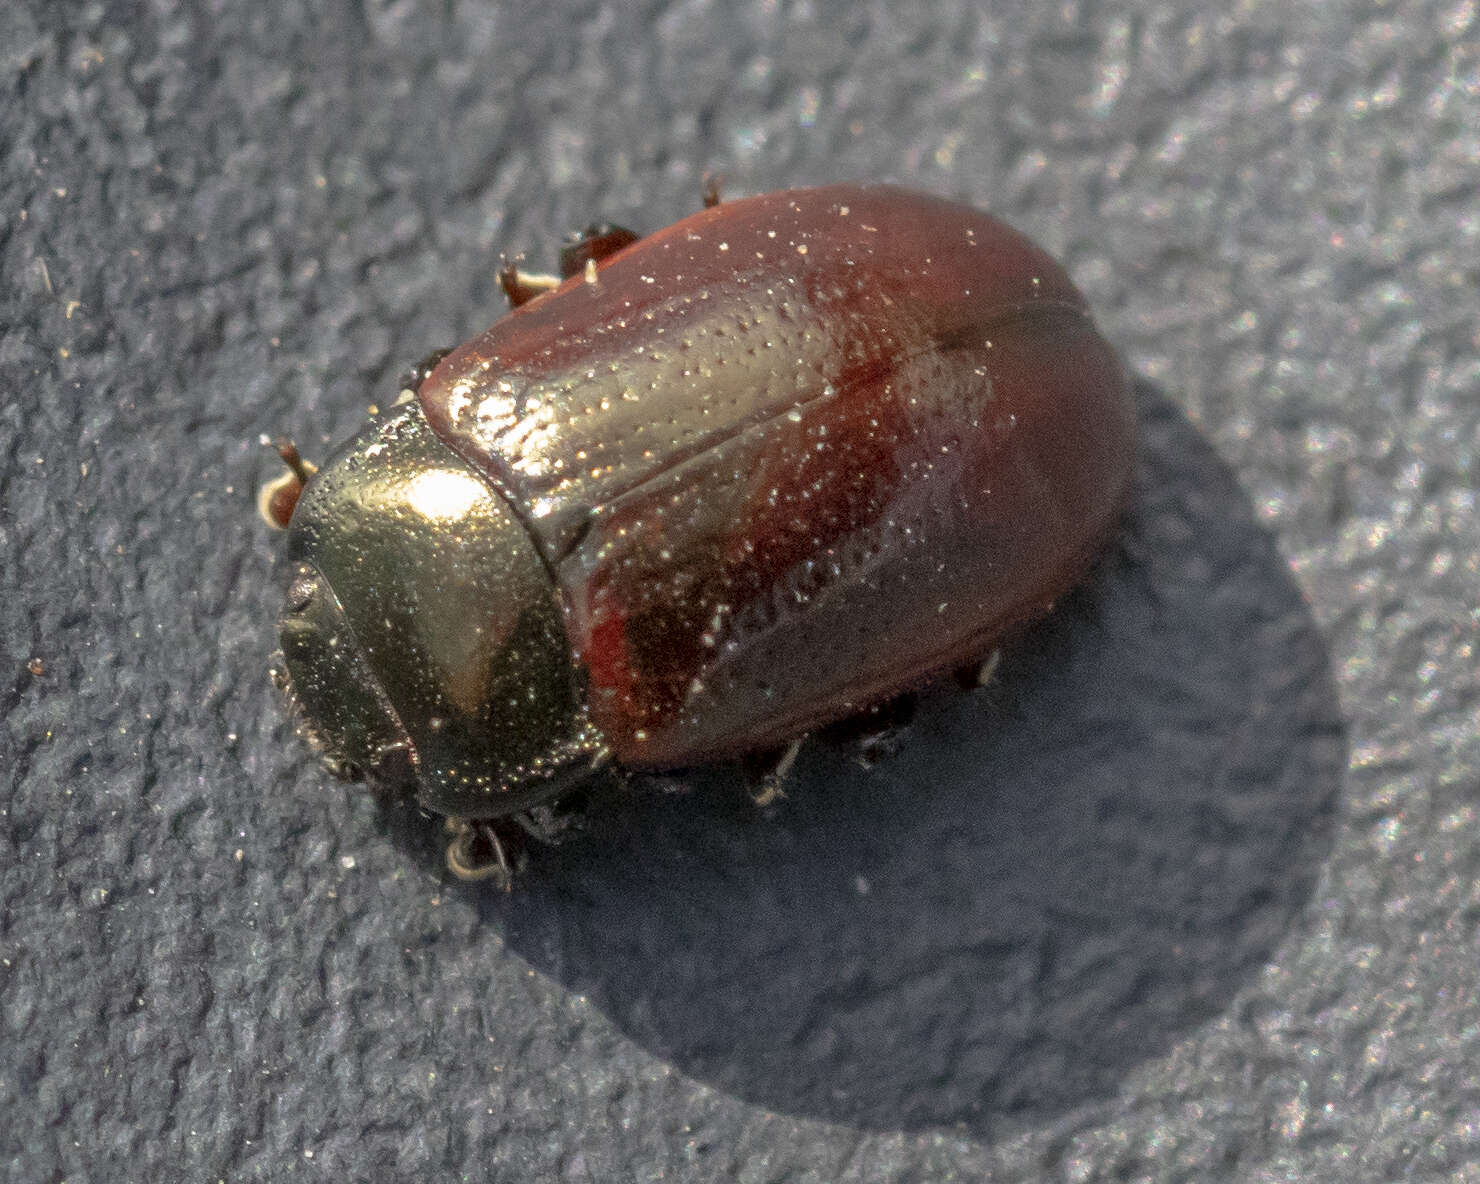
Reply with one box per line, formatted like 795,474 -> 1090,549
418,184 -> 1134,768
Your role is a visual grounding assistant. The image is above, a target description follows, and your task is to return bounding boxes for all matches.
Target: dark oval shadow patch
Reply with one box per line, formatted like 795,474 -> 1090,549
393,381 -> 1345,1135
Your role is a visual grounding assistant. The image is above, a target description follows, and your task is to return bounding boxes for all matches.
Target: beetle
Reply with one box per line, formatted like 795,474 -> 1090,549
263,183 -> 1136,882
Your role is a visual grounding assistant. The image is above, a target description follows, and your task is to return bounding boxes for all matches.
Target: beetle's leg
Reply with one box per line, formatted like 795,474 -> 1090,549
258,437 -> 317,530
444,817 -> 518,888
396,347 -> 454,397
498,256 -> 563,308
953,649 -> 1002,691
742,738 -> 804,807
616,766 -> 692,798
701,172 -> 722,208
821,694 -> 918,769
512,801 -> 586,845
558,224 -> 641,279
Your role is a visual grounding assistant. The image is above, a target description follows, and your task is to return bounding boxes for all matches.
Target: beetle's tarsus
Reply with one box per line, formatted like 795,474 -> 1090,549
445,818 -> 517,888
499,257 -> 562,308
701,172 -> 722,208
954,649 -> 1001,690
744,738 -> 803,807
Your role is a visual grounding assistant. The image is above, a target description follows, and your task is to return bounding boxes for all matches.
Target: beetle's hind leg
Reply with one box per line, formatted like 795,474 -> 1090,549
543,178 -> 717,301
953,648 -> 1002,691
444,817 -> 522,888
819,694 -> 919,769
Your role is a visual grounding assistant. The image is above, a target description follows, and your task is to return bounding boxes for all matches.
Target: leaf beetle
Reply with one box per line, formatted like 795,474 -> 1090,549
263,183 -> 1136,882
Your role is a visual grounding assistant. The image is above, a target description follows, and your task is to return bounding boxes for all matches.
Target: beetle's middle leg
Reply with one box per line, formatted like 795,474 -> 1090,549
558,224 -> 641,279
498,221 -> 644,309
512,800 -> 586,845
498,256 -> 564,308
742,738 -> 804,807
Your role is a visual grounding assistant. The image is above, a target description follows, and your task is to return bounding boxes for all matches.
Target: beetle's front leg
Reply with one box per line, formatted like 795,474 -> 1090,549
444,817 -> 520,888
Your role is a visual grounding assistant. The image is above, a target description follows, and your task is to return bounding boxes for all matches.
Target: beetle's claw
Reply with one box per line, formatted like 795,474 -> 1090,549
444,817 -> 518,888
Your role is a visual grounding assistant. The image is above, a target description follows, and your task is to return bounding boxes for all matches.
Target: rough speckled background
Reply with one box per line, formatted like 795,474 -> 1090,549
2,1 -> 1476,1180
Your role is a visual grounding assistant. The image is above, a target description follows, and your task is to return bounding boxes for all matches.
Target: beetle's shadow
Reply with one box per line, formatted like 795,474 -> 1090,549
394,382 -> 1345,1135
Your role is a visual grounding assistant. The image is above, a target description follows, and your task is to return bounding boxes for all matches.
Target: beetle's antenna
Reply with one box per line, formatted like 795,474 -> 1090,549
274,438 -> 315,485
258,436 -> 317,530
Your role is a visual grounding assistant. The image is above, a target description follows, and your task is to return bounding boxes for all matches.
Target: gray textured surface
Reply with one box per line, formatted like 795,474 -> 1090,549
1,1 -> 1476,1181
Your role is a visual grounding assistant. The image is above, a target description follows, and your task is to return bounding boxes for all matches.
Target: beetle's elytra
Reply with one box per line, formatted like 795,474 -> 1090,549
268,183 -> 1135,879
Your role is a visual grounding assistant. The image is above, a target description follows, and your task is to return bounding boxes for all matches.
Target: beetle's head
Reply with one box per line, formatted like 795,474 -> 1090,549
272,401 -> 606,817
